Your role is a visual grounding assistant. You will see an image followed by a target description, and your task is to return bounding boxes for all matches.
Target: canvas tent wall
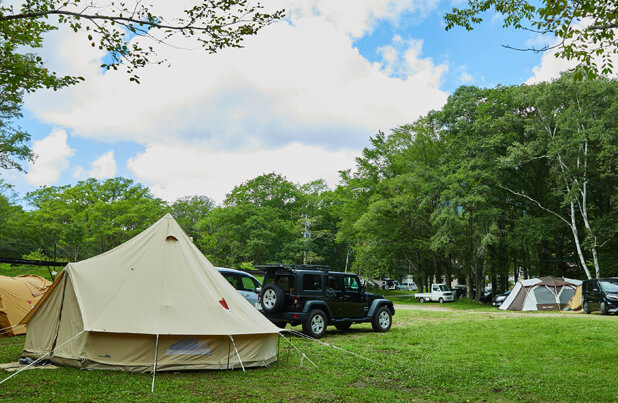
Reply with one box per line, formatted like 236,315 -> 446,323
499,276 -> 582,311
21,214 -> 280,372
0,275 -> 51,336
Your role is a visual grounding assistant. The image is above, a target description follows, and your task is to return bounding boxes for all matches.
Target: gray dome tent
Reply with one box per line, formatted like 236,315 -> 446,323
499,276 -> 581,311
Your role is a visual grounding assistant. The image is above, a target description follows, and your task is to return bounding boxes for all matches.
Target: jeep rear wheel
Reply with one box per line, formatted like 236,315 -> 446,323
583,301 -> 591,314
260,284 -> 284,313
419,297 -> 425,303
372,306 -> 392,332
303,309 -> 327,338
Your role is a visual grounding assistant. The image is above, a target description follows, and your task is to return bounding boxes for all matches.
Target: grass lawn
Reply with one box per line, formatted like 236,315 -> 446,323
1,308 -> 616,402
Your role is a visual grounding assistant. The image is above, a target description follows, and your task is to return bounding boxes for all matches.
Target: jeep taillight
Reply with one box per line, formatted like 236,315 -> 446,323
293,296 -> 299,305
258,293 -> 261,301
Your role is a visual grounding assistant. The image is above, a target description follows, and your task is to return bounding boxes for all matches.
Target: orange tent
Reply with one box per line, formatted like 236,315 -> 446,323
567,285 -> 583,311
0,275 -> 51,336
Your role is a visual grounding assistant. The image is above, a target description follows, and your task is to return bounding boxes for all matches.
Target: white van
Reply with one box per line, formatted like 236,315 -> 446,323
398,280 -> 417,291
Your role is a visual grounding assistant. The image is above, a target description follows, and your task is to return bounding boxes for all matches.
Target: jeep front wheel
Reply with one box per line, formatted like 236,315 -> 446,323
260,284 -> 284,313
372,306 -> 392,332
303,309 -> 327,338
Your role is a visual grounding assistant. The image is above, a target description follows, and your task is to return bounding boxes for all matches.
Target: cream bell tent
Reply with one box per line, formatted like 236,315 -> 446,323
0,275 -> 51,336
499,276 -> 582,311
20,214 -> 280,372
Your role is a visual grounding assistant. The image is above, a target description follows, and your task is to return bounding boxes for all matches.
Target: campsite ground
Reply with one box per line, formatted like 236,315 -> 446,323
1,302 -> 616,402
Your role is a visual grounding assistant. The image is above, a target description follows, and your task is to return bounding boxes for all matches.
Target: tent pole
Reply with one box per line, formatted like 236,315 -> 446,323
276,336 -> 280,368
227,337 -> 231,370
228,335 -> 245,373
151,334 -> 159,393
286,335 -> 291,362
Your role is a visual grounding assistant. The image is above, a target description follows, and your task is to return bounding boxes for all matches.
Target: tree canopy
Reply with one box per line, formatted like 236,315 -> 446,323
0,0 -> 284,87
444,0 -> 618,79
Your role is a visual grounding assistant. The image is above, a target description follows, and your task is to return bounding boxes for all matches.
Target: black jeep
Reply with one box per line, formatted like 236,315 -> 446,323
256,264 -> 395,338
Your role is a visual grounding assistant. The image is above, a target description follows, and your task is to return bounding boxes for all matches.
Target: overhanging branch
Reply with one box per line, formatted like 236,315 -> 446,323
498,184 -> 571,227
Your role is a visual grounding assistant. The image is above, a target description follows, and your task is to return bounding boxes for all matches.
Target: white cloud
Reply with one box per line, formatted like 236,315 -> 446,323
73,166 -> 86,179
377,36 -> 447,83
127,141 -> 358,203
26,129 -> 74,186
88,150 -> 117,179
526,20 -> 618,84
23,1 -> 450,200
283,0 -> 439,38
25,1 -> 448,150
459,71 -> 473,83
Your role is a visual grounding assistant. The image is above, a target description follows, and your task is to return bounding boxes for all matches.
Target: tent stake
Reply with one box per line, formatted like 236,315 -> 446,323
151,334 -> 159,393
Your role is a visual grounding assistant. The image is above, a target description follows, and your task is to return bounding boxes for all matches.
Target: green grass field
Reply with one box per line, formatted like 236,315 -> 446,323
1,307 -> 616,402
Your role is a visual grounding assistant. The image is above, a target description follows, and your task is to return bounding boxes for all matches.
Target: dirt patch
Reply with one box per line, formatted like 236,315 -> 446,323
395,304 -> 615,319
0,361 -> 58,372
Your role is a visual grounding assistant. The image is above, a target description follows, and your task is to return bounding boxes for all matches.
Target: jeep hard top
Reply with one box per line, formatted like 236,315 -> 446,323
255,264 -> 395,338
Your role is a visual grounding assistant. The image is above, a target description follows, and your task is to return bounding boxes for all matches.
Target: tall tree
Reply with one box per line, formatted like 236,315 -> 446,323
170,195 -> 215,245
198,173 -> 304,266
500,74 -> 618,278
0,80 -> 34,172
26,177 -> 167,260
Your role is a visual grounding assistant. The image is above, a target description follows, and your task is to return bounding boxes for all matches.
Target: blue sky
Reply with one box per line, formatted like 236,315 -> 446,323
4,0 -> 569,206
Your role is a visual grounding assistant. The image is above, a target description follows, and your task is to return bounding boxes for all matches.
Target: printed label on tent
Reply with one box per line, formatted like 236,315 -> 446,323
536,303 -> 560,311
165,339 -> 211,356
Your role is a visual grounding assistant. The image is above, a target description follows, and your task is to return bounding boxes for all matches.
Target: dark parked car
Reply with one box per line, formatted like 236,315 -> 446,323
492,290 -> 511,307
582,278 -> 618,315
452,285 -> 467,299
256,264 -> 395,338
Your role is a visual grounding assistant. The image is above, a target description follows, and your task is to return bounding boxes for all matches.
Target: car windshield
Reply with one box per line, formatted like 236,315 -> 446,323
599,280 -> 618,293
438,285 -> 451,292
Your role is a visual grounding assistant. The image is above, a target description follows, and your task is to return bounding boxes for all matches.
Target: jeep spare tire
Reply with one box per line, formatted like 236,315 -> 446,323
260,284 -> 284,313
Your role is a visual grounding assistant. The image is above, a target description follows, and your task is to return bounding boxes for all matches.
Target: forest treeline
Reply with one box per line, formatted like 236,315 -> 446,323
1,74 -> 616,297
